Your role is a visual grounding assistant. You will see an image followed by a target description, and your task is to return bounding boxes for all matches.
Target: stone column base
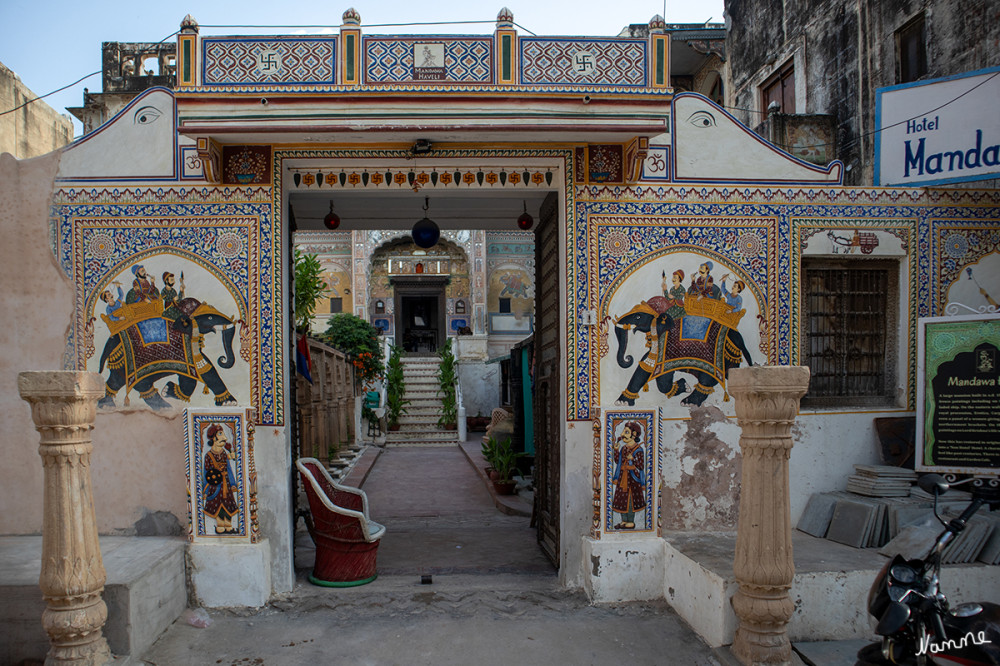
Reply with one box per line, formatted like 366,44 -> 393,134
188,539 -> 271,608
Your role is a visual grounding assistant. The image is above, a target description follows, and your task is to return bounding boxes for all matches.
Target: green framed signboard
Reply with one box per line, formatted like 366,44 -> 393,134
916,314 -> 1000,474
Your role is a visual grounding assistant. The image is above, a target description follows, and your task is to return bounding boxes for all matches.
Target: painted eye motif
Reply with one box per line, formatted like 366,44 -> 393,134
133,106 -> 161,125
687,111 -> 717,128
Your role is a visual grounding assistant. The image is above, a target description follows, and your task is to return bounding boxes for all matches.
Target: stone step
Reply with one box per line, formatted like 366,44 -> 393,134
385,429 -> 460,443
1,536 -> 187,665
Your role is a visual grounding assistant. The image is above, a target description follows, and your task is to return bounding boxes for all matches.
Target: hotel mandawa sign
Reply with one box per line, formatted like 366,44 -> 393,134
875,66 -> 1000,187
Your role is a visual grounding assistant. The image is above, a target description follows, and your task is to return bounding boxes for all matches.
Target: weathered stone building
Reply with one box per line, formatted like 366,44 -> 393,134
724,0 -> 1000,185
0,61 -> 74,159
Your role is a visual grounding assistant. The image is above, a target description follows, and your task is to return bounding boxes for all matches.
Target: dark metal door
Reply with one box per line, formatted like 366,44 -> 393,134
532,192 -> 560,568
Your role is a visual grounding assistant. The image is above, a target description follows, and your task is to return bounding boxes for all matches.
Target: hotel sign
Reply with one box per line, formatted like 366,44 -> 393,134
875,67 -> 1000,186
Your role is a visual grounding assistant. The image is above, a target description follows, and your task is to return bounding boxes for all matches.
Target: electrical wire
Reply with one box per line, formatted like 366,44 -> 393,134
0,70 -> 100,117
0,30 -> 179,118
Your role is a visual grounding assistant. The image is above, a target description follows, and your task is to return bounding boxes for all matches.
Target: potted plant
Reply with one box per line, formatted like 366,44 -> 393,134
385,345 -> 409,431
487,437 -> 524,495
481,435 -> 499,480
436,338 -> 458,430
293,249 -> 329,334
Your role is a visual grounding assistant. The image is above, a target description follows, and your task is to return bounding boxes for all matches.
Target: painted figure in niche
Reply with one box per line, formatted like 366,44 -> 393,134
611,420 -> 646,530
203,423 -> 239,534
97,262 -> 241,410
100,282 -> 126,321
125,264 -> 159,303
161,271 -> 186,320
498,272 -> 529,298
614,260 -> 754,407
719,273 -> 744,312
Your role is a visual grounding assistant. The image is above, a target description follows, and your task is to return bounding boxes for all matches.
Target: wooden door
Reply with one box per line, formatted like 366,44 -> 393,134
532,192 -> 561,568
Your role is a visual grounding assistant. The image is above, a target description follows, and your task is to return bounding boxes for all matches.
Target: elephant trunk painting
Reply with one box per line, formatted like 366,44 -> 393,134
613,295 -> 754,407
98,297 -> 239,410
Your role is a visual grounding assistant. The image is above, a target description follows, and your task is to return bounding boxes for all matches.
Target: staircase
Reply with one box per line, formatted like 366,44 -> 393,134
385,355 -> 460,446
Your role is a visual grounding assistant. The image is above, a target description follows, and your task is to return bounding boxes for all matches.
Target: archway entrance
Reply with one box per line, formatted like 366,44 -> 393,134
284,153 -> 567,577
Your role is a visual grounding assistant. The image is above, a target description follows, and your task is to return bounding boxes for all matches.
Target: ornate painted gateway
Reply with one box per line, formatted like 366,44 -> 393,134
3,8 -> 998,613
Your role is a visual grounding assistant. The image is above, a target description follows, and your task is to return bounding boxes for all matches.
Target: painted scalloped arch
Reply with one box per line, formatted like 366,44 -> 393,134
58,87 -> 177,181
671,92 -> 843,185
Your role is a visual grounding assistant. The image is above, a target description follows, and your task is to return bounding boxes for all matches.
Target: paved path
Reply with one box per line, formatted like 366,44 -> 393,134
143,444 -> 725,665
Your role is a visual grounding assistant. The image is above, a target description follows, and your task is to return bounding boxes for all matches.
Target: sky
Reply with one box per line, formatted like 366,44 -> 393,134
1,0 -> 725,137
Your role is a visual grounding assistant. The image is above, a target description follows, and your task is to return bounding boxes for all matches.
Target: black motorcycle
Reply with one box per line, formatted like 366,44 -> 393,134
858,474 -> 1000,665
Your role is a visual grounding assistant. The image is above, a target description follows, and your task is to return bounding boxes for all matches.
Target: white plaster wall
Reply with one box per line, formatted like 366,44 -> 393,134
790,410 -> 890,524
1,151 -> 73,533
562,422 -> 592,589
458,361 -> 499,420
583,537 -> 665,602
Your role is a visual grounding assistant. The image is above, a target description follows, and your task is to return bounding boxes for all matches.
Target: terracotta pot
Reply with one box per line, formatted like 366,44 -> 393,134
388,424 -> 401,432
492,480 -> 517,495
486,467 -> 499,481
442,423 -> 457,431
467,417 -> 490,431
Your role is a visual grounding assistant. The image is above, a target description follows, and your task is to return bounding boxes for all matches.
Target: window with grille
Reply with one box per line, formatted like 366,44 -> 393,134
329,297 -> 343,313
802,260 -> 897,406
897,15 -> 927,84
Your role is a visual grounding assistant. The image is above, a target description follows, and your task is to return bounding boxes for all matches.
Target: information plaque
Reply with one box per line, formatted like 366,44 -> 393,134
916,314 -> 1000,474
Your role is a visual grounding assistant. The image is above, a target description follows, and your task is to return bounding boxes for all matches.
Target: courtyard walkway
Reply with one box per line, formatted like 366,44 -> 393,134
141,440 -> 727,665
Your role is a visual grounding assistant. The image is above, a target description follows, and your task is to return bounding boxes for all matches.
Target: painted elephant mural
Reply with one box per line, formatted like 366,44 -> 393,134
98,297 -> 239,410
613,294 -> 754,406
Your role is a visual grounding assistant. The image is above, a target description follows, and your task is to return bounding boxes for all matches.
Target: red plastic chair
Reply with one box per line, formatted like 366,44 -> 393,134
296,457 -> 385,586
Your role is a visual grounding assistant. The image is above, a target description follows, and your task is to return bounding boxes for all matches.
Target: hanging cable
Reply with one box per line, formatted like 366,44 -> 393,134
0,30 -> 179,117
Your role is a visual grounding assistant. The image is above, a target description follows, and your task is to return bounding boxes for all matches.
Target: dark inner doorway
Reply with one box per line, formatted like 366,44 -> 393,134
392,276 -> 448,353
400,295 -> 440,352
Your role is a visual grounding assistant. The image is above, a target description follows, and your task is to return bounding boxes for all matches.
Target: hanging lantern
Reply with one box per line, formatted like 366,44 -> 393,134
412,196 -> 440,249
323,201 -> 341,230
517,200 -> 534,230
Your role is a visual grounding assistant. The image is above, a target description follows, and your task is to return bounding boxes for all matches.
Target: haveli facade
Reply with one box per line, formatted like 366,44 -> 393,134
1,8 -> 998,631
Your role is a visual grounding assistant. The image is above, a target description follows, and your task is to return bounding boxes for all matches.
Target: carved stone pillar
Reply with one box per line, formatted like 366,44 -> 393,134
728,366 -> 810,666
17,371 -> 112,666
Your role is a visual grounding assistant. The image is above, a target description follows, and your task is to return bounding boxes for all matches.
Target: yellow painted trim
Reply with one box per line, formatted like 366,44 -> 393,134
496,30 -> 517,85
340,29 -> 361,86
650,34 -> 670,89
178,34 -> 198,87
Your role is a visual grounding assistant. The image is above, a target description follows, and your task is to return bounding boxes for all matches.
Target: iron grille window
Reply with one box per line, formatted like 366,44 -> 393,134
803,261 -> 897,405
329,297 -> 343,313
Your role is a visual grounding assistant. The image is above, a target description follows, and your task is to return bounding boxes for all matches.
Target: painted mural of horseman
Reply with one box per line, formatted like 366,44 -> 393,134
97,296 -> 239,410
614,290 -> 754,407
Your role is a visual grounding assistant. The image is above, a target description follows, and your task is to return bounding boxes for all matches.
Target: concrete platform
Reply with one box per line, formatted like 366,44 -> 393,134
0,536 -> 187,665
662,530 -> 1000,648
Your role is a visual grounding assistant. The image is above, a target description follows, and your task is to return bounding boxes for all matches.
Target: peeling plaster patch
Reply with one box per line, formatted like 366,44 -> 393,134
668,586 -> 675,598
591,554 -> 601,577
659,405 -> 742,531
659,420 -> 687,486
